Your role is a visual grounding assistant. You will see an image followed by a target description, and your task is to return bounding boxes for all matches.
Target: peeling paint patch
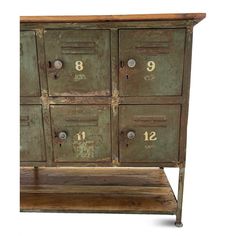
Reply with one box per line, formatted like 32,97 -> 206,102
73,140 -> 95,159
36,29 -> 43,38
111,89 -> 119,116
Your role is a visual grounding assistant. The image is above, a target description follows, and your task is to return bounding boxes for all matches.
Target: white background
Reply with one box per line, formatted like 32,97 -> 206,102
1,0 -> 236,235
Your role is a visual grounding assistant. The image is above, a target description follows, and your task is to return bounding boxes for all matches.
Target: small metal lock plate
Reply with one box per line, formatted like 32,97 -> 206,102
54,59 -> 63,69
127,59 -> 136,68
127,131 -> 136,140
58,131 -> 67,140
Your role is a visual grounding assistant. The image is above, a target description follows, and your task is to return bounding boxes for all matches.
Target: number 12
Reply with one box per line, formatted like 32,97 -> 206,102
144,131 -> 157,141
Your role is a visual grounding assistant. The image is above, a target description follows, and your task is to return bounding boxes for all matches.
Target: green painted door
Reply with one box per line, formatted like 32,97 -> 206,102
119,29 -> 185,96
119,105 -> 180,163
50,105 -> 111,162
45,30 -> 111,96
20,31 -> 40,96
20,105 -> 46,162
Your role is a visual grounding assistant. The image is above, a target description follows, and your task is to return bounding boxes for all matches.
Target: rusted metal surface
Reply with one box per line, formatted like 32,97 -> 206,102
50,105 -> 111,163
119,105 -> 180,163
110,29 -> 119,165
44,29 -> 111,96
20,31 -> 40,97
20,105 -> 46,162
176,167 -> 185,227
119,29 -> 185,96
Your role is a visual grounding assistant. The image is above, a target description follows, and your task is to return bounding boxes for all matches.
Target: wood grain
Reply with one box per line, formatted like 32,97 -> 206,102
21,185 -> 171,196
21,193 -> 176,213
20,167 -> 177,213
20,167 -> 169,186
20,13 -> 206,23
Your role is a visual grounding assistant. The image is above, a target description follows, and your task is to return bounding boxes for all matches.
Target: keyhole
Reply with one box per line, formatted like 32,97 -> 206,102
48,61 -> 52,68
59,144 -> 62,147
126,75 -> 129,80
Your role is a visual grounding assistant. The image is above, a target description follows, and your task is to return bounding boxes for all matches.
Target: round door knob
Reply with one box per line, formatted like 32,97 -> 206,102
127,59 -> 136,68
127,131 -> 136,140
58,131 -> 67,140
54,59 -> 63,69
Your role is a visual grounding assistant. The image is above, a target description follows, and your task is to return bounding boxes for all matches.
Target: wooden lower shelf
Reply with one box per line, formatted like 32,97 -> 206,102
20,167 -> 177,214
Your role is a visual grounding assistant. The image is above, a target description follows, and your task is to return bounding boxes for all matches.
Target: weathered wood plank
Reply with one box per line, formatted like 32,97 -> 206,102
20,167 -> 169,186
20,13 -> 206,23
21,185 -> 171,196
20,193 -> 177,213
20,167 -> 177,213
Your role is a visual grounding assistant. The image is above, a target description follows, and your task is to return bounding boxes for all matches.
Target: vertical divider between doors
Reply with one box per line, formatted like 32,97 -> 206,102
110,29 -> 119,165
35,27 -> 54,166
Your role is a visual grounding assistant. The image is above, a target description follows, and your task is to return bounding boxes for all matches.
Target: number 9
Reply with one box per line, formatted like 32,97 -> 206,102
147,61 -> 156,72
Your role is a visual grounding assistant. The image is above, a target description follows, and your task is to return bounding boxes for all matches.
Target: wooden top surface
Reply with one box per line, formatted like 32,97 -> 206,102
20,13 -> 206,23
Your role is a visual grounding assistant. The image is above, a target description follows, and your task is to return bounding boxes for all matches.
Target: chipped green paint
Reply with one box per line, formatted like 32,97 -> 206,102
119,29 -> 185,96
20,31 -> 40,97
19,14 -> 206,226
119,105 -> 181,163
20,105 -> 46,162
73,140 -> 95,160
50,105 -> 111,162
44,30 -> 111,96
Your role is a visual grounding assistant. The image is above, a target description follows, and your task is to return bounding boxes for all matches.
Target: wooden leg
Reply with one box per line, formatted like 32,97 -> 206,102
175,167 -> 185,227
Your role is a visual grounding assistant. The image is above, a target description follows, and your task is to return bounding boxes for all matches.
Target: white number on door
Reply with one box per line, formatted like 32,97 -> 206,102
144,131 -> 157,141
75,61 -> 84,71
147,61 -> 156,72
77,131 -> 86,141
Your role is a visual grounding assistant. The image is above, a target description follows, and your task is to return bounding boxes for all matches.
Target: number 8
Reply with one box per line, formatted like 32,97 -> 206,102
75,61 -> 84,71
147,61 -> 156,72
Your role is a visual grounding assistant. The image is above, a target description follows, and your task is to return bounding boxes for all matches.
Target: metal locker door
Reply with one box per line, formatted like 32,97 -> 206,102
119,29 -> 185,96
50,105 -> 111,163
20,31 -> 40,97
45,30 -> 111,96
20,105 -> 46,162
119,105 -> 180,163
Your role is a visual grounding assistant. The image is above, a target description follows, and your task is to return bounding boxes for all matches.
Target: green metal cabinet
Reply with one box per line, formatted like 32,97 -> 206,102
20,14 -> 205,226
